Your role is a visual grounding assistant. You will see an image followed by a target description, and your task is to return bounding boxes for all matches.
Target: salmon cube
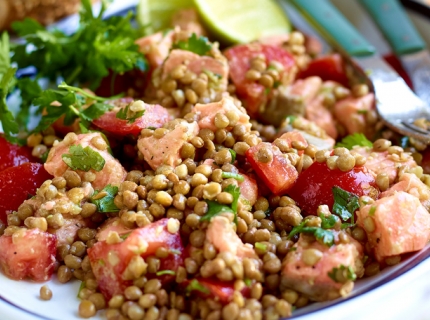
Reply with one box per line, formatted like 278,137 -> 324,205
44,132 -> 126,191
238,174 -> 258,207
381,173 -> 430,204
290,76 -> 322,105
137,120 -> 199,170
352,147 -> 417,184
334,93 -> 374,134
281,233 -> 364,301
193,97 -> 251,132
356,191 -> 430,262
277,130 -> 308,150
136,30 -> 174,69
206,216 -> 257,259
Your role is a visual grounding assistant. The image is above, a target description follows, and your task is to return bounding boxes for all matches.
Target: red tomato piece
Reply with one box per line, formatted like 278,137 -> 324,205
0,229 -> 57,281
224,44 -> 295,117
246,142 -> 298,196
420,148 -> 430,174
0,163 -> 52,224
88,218 -> 184,300
288,161 -> 378,216
298,54 -> 349,87
0,136 -> 36,171
239,173 -> 258,207
92,100 -> 170,136
183,278 -> 251,304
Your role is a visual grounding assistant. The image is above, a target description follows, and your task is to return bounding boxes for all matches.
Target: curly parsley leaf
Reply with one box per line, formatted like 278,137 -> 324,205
185,279 -> 210,295
201,185 -> 240,224
173,33 -> 212,56
332,186 -> 359,223
62,144 -> 106,172
328,265 -> 357,283
335,133 -> 373,150
91,184 -> 120,213
116,104 -> 145,124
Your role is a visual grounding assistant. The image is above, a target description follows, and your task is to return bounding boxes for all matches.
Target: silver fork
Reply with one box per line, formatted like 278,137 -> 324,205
286,0 -> 430,144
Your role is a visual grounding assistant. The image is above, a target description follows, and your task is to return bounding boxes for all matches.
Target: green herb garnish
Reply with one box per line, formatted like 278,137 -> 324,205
335,133 -> 373,150
91,184 -> 120,213
228,149 -> 236,163
221,172 -> 244,182
173,33 -> 212,56
185,279 -> 210,295
156,270 -> 176,276
116,104 -> 145,124
62,144 -> 106,172
332,186 -> 359,223
201,185 -> 240,224
368,206 -> 376,216
328,265 -> 357,283
288,220 -> 335,247
320,213 -> 339,229
255,242 -> 267,251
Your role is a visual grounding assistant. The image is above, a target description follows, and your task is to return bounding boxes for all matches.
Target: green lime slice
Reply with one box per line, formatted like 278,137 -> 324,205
194,0 -> 292,44
137,0 -> 194,35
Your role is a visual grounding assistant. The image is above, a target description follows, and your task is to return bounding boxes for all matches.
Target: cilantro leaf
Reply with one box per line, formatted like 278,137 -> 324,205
0,67 -> 19,143
116,104 -> 145,124
221,172 -> 244,182
335,133 -> 373,150
173,33 -> 212,56
201,185 -> 240,224
332,186 -> 359,222
62,144 -> 106,172
91,184 -> 120,213
16,77 -> 42,129
328,265 -> 357,283
185,279 -> 210,295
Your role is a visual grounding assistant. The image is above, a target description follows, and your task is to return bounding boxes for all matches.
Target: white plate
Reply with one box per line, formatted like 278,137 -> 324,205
2,1 -> 430,319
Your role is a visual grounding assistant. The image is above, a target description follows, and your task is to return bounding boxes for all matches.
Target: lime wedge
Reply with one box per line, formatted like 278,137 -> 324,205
194,0 -> 292,44
137,0 -> 194,35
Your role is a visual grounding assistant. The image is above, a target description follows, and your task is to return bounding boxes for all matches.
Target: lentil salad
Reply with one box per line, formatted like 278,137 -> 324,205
1,2 -> 430,320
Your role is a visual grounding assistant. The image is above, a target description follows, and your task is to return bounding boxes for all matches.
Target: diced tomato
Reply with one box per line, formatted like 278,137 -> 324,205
239,173 -> 258,207
0,163 -> 52,224
0,136 -> 36,172
421,148 -> 430,174
298,54 -> 349,87
245,142 -> 298,195
95,69 -> 149,98
288,161 -> 378,216
383,54 -> 413,89
183,278 -> 251,304
0,229 -> 57,281
88,218 -> 184,299
92,101 -> 169,136
224,44 -> 295,117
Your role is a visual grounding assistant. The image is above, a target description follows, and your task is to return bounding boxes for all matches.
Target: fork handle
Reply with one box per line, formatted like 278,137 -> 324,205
359,0 -> 426,55
288,0 -> 375,57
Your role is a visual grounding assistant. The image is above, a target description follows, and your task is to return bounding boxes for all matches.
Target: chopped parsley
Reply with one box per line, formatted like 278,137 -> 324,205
116,103 -> 145,123
320,213 -> 339,229
156,270 -> 176,276
185,279 -> 210,295
287,220 -> 335,247
286,115 -> 297,125
335,133 -> 373,150
120,233 -> 131,240
244,278 -> 252,287
328,265 -> 357,283
77,281 -> 86,298
62,144 -> 106,172
229,149 -> 236,163
91,185 -> 120,213
201,185 -> 240,224
0,67 -> 19,143
332,186 -> 359,223
221,172 -> 244,182
173,33 -> 212,56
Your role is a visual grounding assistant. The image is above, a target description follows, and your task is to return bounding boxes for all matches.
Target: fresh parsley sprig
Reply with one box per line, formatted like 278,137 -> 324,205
332,186 -> 359,223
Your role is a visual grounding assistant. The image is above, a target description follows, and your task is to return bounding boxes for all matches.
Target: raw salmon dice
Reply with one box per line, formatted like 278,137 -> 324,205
357,191 -> 430,262
381,173 -> 430,204
281,233 -> 364,301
